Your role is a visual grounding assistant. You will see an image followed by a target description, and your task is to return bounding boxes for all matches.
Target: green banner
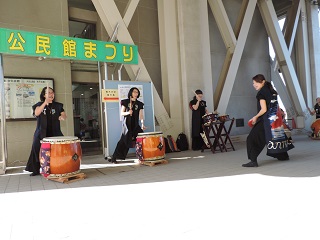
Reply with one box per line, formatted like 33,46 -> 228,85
0,28 -> 138,64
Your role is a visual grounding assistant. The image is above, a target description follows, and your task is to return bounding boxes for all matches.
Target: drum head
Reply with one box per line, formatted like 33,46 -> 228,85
42,136 -> 79,142
138,131 -> 163,136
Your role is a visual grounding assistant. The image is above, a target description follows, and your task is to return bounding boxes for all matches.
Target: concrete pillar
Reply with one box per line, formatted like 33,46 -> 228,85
306,1 -> 320,100
176,0 -> 213,140
295,1 -> 312,112
157,0 -> 183,134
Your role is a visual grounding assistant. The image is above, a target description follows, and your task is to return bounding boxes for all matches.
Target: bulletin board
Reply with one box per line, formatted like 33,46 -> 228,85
4,77 -> 54,120
103,80 -> 155,157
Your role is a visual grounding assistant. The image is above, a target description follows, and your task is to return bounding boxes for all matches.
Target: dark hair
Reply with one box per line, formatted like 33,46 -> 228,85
252,74 -> 277,95
40,87 -> 54,102
193,89 -> 203,100
127,87 -> 140,98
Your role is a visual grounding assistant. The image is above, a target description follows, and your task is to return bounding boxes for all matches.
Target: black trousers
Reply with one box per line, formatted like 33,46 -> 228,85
192,136 -> 204,150
246,120 -> 266,162
25,136 -> 41,174
247,120 -> 290,162
112,137 -> 130,160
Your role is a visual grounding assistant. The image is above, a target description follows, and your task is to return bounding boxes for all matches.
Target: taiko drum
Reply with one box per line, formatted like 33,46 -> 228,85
40,136 -> 82,177
136,132 -> 165,161
311,119 -> 320,138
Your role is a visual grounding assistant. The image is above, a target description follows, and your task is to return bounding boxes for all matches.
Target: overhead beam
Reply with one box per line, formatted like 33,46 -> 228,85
216,0 -> 257,114
209,0 -> 255,110
283,0 -> 301,52
207,0 -> 236,52
272,1 -> 301,116
258,0 -> 307,118
234,0 -> 250,38
123,0 -> 140,27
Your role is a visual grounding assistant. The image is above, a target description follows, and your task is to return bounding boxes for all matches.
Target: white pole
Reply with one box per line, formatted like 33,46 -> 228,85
0,54 -> 7,174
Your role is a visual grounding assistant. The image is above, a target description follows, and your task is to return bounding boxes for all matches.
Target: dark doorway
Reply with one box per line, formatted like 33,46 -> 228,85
72,83 -> 102,155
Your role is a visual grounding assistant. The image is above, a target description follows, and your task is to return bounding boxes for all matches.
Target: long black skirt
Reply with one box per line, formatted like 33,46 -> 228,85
247,120 -> 289,162
192,136 -> 204,151
112,137 -> 130,160
246,120 -> 266,162
25,136 -> 41,174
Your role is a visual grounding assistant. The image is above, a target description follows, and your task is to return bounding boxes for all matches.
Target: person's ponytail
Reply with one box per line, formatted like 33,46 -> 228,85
265,81 -> 277,95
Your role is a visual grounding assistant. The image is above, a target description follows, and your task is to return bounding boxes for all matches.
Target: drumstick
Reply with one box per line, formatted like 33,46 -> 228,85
129,98 -> 132,116
46,82 -> 49,105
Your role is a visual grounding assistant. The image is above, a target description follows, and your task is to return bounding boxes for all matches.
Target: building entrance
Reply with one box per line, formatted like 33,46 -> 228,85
72,83 -> 102,155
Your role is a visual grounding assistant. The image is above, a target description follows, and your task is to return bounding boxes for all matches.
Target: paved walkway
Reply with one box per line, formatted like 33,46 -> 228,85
1,133 -> 320,240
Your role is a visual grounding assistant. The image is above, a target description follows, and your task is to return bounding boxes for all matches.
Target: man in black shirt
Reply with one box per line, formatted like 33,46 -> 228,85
308,97 -> 320,119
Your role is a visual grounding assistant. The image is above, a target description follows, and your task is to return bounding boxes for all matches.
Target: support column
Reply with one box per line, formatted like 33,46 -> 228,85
176,0 -> 213,140
295,0 -> 312,116
158,0 -> 183,135
306,1 -> 320,100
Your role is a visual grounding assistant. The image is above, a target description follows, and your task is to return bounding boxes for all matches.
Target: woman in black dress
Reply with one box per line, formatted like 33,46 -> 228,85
25,87 -> 66,176
189,89 -> 208,150
308,97 -> 320,119
108,87 -> 145,163
243,74 -> 294,167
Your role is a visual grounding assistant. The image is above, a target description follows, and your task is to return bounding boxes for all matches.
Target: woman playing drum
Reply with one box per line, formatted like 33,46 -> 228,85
107,87 -> 146,164
25,87 -> 66,176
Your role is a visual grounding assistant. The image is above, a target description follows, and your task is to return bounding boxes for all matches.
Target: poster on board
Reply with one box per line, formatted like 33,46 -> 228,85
4,77 -> 53,119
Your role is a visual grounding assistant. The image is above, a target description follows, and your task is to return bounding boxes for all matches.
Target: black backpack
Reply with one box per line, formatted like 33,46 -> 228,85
176,133 -> 189,151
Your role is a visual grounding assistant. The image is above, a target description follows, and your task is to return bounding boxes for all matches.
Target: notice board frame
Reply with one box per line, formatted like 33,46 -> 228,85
4,76 -> 54,121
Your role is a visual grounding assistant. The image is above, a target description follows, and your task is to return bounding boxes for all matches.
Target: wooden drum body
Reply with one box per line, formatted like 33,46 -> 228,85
40,136 -> 82,178
136,132 -> 165,161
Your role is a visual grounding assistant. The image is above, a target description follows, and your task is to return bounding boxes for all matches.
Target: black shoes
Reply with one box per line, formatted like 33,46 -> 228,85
105,156 -> 117,164
242,161 -> 258,167
30,172 -> 40,176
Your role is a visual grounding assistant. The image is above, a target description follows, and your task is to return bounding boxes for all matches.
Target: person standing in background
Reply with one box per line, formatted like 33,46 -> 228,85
189,89 -> 208,151
107,87 -> 145,164
308,97 -> 320,119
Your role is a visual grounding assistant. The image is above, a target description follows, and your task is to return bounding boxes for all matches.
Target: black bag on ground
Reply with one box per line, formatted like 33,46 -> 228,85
164,137 -> 172,153
176,132 -> 189,151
